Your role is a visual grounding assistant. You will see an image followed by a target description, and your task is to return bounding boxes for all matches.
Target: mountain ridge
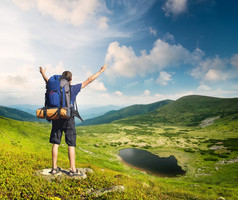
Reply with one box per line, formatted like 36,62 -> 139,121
0,105 -> 43,122
80,99 -> 173,126
116,95 -> 238,126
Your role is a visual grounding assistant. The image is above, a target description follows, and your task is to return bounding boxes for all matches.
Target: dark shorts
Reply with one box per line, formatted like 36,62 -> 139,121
50,116 -> 76,147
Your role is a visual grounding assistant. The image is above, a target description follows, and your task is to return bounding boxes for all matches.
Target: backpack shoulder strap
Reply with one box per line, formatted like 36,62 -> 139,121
59,76 -> 71,108
74,99 -> 83,122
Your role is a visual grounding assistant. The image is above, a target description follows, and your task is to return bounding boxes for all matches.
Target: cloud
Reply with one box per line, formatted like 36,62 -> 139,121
76,85 -> 238,107
163,32 -> 175,42
124,81 -> 139,89
0,60 -> 110,106
231,54 -> 238,68
44,61 -> 66,75
204,69 -> 224,82
162,0 -> 187,17
98,16 -> 109,30
0,64 -> 43,105
0,2 -> 34,65
144,78 -> 154,85
105,39 -> 191,77
12,0 -> 106,27
149,27 -> 157,36
155,91 -> 195,101
195,88 -> 238,98
105,38 -> 238,87
80,70 -> 107,92
156,71 -> 172,85
85,79 -> 107,92
144,90 -> 151,96
190,56 -> 229,82
114,91 -> 123,96
0,62 -> 68,105
197,84 -> 211,91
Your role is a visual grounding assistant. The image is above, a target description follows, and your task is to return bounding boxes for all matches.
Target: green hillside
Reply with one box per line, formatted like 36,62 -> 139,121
81,99 -> 172,126
118,95 -> 238,126
0,95 -> 238,199
0,105 -> 43,122
0,114 -> 238,199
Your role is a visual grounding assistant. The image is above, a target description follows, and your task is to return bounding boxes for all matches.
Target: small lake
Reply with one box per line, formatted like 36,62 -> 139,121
119,148 -> 186,177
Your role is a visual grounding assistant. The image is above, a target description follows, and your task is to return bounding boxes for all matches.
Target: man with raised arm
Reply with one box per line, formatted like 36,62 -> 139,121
39,64 -> 107,176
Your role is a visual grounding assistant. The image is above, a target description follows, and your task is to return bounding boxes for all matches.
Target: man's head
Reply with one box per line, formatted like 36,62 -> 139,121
62,71 -> 72,82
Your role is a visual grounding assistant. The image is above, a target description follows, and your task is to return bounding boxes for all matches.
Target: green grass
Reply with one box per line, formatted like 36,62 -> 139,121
0,116 -> 238,199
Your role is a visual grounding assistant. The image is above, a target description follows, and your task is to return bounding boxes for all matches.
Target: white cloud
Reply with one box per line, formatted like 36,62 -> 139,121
105,42 -> 138,77
0,62 -> 68,105
197,84 -> 211,91
114,91 -> 123,96
191,48 -> 205,63
149,27 -> 157,36
155,91 -> 195,101
98,16 -> 109,30
190,56 -> 229,82
76,69 -> 107,92
0,64 -> 43,105
105,38 -> 238,88
0,2 -> 34,67
163,32 -> 175,42
144,90 -> 151,96
86,79 -> 107,92
204,69 -> 224,82
0,61 -> 110,106
156,71 -> 172,85
105,39 -> 191,77
12,0 -> 105,27
78,90 -> 158,106
162,0 -> 187,17
44,61 -> 66,75
195,88 -> 238,98
76,86 -> 238,107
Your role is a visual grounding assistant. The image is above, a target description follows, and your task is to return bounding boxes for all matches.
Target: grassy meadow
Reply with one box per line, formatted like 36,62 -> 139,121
0,111 -> 238,199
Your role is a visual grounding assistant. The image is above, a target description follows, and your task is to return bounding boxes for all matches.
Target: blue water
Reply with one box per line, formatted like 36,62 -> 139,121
119,148 -> 185,177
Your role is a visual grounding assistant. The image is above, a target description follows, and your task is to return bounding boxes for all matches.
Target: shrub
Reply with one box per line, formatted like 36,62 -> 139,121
204,157 -> 218,161
184,148 -> 196,153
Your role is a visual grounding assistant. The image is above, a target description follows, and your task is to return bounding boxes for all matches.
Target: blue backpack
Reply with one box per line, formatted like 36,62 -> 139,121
45,75 -> 70,108
36,75 -> 83,122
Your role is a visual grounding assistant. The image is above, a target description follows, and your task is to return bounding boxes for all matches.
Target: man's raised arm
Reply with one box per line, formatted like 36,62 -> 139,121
81,64 -> 107,89
39,66 -> 49,83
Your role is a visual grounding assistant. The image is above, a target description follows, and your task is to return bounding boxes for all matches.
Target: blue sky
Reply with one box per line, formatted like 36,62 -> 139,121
1,0 -> 238,107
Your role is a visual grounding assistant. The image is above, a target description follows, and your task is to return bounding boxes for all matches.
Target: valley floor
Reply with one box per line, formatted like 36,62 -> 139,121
0,116 -> 238,199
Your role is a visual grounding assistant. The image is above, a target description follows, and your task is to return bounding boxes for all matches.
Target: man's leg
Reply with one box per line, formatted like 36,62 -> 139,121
52,144 -> 59,169
68,146 -> 76,172
50,119 -> 62,172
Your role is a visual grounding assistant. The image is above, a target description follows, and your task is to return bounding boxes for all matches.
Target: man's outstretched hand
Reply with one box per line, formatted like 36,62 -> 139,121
39,66 -> 46,75
100,64 -> 107,73
39,66 -> 48,83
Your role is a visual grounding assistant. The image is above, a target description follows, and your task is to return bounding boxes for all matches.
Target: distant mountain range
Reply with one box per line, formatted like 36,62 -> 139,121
80,100 -> 173,126
9,104 -> 123,120
117,95 -> 238,126
78,105 -> 123,120
9,104 -> 42,115
2,95 -> 238,127
0,106 -> 43,122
